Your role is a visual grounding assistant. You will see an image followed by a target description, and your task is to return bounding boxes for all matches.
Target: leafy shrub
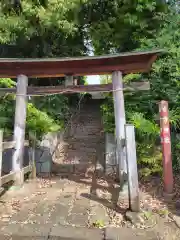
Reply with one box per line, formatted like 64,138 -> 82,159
101,95 -> 163,177
128,111 -> 162,177
0,78 -> 66,140
33,94 -> 69,124
100,96 -> 115,134
101,92 -> 180,177
26,103 -> 62,140
171,131 -> 180,172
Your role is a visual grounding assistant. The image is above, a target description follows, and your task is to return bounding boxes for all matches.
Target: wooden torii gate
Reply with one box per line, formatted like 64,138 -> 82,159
0,50 -> 165,211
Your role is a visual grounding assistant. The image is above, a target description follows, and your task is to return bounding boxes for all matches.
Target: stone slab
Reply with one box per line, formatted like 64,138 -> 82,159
49,203 -> 70,225
0,235 -> 11,240
89,204 -> 110,226
27,202 -> 54,224
105,227 -> 159,240
7,236 -> 46,240
1,223 -> 51,238
67,213 -> 88,227
9,199 -> 41,223
71,204 -> 89,214
50,225 -> 103,240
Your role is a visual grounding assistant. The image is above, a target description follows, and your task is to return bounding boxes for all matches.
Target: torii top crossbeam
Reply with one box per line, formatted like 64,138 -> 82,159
0,49 -> 163,78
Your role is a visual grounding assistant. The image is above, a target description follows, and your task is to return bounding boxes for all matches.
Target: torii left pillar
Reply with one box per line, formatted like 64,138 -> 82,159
112,71 -> 127,183
12,75 -> 28,186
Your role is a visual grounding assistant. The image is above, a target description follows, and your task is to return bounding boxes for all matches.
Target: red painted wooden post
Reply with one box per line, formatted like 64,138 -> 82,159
159,101 -> 173,194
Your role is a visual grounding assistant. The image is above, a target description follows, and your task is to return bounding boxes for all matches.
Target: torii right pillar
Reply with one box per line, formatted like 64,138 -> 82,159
112,71 -> 127,184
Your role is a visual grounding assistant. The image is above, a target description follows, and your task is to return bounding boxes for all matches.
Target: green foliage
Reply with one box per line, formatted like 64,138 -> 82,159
0,0 -> 179,176
99,2 -> 180,177
0,78 -> 15,137
33,95 -> 69,124
101,96 -> 162,176
171,131 -> 180,172
0,78 -> 16,88
79,0 -> 168,54
138,3 -> 180,173
100,96 -> 115,134
27,103 -> 61,140
92,220 -> 105,228
0,0 -> 86,58
128,112 -> 162,176
0,0 -> 85,138
137,3 -> 180,103
123,73 -> 142,83
100,75 -> 112,84
169,109 -> 180,130
127,112 -> 159,139
0,78 -> 63,140
0,0 -> 87,86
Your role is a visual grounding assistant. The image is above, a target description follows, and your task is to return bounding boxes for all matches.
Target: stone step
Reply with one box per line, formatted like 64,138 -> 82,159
78,116 -> 101,119
70,123 -> 102,128
52,162 -> 96,174
50,225 -> 102,239
69,122 -> 102,126
70,129 -> 102,133
77,116 -> 102,120
72,114 -> 101,118
62,143 -> 104,151
0,223 -> 103,239
68,146 -> 97,152
67,135 -> 101,140
67,135 -> 104,139
66,136 -> 104,141
63,141 -> 101,146
67,129 -> 102,135
65,139 -> 105,146
81,126 -> 102,129
67,151 -> 97,159
68,135 -> 102,140
71,120 -> 101,124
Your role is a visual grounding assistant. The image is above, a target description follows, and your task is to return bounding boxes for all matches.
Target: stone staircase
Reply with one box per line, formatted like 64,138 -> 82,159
52,98 -> 105,175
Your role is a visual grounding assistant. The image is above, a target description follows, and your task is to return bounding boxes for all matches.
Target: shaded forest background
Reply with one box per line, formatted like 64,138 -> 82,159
0,0 -> 180,176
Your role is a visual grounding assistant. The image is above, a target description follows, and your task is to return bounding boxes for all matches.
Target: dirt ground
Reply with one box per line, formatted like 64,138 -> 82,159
0,173 -> 179,239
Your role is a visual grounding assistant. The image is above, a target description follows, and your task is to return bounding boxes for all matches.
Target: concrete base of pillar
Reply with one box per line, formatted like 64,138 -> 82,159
14,170 -> 24,186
